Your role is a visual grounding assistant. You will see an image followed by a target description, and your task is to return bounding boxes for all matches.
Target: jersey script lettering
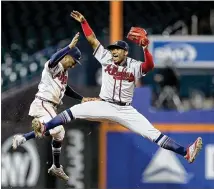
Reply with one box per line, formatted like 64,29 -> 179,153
104,65 -> 135,82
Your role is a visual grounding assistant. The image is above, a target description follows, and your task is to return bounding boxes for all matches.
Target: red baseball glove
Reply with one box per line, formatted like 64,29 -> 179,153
127,27 -> 149,47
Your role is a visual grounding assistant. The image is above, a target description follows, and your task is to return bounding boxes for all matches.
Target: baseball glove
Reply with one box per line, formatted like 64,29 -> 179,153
127,27 -> 149,47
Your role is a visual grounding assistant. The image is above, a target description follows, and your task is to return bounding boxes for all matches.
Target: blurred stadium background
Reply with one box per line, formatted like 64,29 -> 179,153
1,1 -> 214,189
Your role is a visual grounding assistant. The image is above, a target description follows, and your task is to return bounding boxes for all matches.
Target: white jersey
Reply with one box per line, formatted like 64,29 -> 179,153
69,43 -> 161,150
35,61 -> 68,105
93,43 -> 145,103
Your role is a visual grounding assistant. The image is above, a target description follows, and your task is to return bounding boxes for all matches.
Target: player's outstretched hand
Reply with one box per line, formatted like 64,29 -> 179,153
69,32 -> 80,49
81,97 -> 101,103
71,10 -> 85,23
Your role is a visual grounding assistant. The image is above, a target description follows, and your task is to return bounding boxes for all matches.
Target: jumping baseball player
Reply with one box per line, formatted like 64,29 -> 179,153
12,33 -> 98,181
32,11 -> 202,164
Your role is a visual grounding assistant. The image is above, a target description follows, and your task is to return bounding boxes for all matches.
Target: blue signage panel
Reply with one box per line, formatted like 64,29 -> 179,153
106,131 -> 214,189
150,36 -> 214,67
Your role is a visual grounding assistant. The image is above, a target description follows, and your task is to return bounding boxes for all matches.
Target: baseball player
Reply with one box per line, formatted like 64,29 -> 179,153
32,11 -> 202,164
12,33 -> 97,181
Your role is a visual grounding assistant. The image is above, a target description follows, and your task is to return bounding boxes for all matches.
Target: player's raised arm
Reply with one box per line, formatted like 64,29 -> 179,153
141,46 -> 154,74
48,32 -> 80,68
71,11 -> 100,50
127,27 -> 154,75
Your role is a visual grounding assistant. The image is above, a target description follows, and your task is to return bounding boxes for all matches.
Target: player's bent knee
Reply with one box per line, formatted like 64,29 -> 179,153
51,126 -> 65,141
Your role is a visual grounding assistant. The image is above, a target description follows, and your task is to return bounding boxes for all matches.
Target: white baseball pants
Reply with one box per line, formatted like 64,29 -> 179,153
70,101 -> 161,142
29,98 -> 65,141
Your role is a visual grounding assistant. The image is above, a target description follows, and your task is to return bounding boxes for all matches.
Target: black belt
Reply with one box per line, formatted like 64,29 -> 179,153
35,96 -> 58,107
101,99 -> 130,106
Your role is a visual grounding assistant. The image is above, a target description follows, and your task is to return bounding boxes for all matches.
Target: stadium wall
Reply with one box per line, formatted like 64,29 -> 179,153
2,86 -> 214,189
99,87 -> 214,189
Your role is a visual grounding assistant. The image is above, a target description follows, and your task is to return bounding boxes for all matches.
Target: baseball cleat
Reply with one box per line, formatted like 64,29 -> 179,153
12,135 -> 26,150
32,118 -> 45,138
185,137 -> 202,163
48,164 -> 69,181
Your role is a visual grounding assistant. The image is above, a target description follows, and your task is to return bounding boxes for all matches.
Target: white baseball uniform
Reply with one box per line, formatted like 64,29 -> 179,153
29,61 -> 67,141
69,44 -> 161,142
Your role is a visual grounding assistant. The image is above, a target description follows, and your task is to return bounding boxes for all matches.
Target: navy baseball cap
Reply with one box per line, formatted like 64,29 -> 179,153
67,47 -> 82,65
107,40 -> 129,51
